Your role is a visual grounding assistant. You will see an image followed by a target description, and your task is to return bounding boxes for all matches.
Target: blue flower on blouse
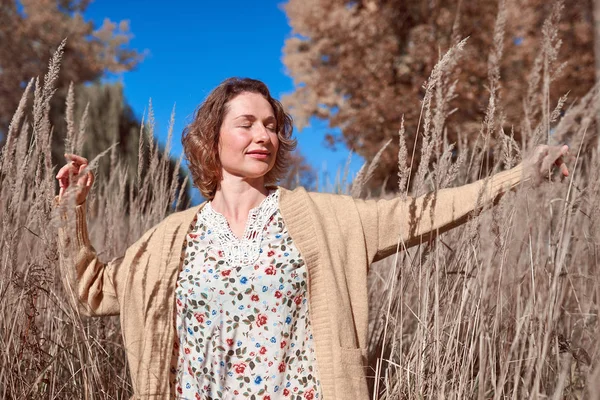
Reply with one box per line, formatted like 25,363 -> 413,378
284,252 -> 289,256
208,269 -> 213,273
238,305 -> 244,310
275,234 -> 281,239
262,286 -> 268,292
254,376 -> 262,384
275,386 -> 279,392
285,316 -> 291,324
240,277 -> 248,284
286,382 -> 291,387
187,327 -> 193,335
186,383 -> 191,389
255,343 -> 261,348
206,320 -> 211,325
237,340 -> 242,346
270,337 -> 276,343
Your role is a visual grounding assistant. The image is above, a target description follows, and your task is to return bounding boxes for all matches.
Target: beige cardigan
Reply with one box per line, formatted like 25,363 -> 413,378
56,164 -> 524,399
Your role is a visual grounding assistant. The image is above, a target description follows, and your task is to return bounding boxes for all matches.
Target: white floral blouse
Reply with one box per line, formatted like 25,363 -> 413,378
171,189 -> 323,400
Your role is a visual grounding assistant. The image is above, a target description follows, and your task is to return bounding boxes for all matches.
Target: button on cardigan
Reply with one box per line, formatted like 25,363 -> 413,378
56,164 -> 524,399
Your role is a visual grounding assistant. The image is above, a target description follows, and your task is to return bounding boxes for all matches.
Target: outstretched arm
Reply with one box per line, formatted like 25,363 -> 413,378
355,145 -> 569,263
55,153 -> 120,316
56,200 -> 122,316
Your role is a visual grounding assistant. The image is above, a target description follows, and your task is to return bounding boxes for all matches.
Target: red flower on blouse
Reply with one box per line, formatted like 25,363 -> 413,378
233,363 -> 246,374
267,250 -> 275,257
188,234 -> 198,239
226,338 -> 234,347
264,396 -> 271,400
256,314 -> 268,327
278,362 -> 286,372
283,388 -> 290,396
294,296 -> 302,305
259,346 -> 267,355
184,347 -> 190,354
304,389 -> 315,400
265,266 -> 276,275
221,270 -> 231,277
251,294 -> 259,301
280,340 -> 287,348
194,313 -> 204,323
274,291 -> 282,298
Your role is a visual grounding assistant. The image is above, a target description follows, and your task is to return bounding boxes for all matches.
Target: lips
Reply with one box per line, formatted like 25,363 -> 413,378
246,150 -> 270,155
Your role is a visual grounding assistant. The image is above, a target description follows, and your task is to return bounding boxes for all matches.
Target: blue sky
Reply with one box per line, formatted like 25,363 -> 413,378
84,0 -> 364,203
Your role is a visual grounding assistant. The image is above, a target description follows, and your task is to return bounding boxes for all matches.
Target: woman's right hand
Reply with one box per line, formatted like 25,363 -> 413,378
55,153 -> 94,205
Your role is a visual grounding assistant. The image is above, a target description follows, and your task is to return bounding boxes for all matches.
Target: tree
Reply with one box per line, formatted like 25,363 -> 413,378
0,0 -> 142,134
283,0 -> 595,192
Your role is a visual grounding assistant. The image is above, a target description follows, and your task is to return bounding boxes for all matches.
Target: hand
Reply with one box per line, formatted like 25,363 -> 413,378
523,144 -> 569,184
55,153 -> 94,205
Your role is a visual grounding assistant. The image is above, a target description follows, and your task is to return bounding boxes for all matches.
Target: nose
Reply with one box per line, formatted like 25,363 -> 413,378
254,124 -> 270,143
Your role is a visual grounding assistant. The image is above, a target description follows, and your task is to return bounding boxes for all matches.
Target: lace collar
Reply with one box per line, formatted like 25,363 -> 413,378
199,189 -> 280,266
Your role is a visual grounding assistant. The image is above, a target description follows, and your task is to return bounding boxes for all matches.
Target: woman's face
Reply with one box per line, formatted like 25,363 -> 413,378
218,92 -> 279,182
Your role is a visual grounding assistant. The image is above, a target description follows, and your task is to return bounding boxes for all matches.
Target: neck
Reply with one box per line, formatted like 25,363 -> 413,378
210,175 -> 271,222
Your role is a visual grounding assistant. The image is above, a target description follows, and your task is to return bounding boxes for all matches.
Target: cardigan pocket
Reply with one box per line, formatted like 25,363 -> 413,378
335,347 -> 370,399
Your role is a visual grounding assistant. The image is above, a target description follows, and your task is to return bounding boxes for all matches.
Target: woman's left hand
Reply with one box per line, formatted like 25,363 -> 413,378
524,144 -> 570,183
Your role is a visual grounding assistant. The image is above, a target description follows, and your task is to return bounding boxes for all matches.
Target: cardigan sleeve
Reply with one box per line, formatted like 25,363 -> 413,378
355,164 -> 525,263
55,197 -> 123,316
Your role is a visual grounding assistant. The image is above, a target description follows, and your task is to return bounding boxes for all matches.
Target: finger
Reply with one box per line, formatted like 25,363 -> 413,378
64,153 -> 88,166
556,158 -> 569,176
56,163 -> 74,180
58,176 -> 69,189
76,164 -> 88,187
86,171 -> 95,187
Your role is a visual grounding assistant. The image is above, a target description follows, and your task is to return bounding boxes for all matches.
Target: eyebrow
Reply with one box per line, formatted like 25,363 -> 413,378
234,114 -> 276,124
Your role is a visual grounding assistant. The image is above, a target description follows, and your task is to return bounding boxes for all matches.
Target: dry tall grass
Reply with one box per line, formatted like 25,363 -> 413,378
1,2 -> 600,399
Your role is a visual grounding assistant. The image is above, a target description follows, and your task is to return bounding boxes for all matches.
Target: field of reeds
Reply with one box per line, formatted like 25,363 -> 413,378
1,2 -> 600,399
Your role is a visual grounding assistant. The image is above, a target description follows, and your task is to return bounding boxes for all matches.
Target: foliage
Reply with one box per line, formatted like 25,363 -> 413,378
0,0 -> 142,134
283,0 -> 595,191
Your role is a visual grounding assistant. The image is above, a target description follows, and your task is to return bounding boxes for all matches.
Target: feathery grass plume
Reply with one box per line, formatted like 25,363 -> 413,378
351,138 -> 392,198
541,0 -> 564,141
137,110 -> 146,188
0,79 -> 34,175
73,102 -> 89,156
331,151 -> 354,196
468,0 -> 506,180
65,82 -> 75,154
552,83 -> 600,150
147,99 -> 156,163
396,116 -> 410,198
501,126 -> 520,169
413,38 -> 468,196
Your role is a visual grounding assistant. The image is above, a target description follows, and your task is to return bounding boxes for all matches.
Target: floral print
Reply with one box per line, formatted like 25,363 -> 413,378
171,190 -> 322,399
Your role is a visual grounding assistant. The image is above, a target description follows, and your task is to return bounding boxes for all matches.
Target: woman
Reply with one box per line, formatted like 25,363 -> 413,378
55,78 -> 569,400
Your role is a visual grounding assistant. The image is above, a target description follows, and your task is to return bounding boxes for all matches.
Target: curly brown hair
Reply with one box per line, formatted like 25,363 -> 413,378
182,78 -> 297,200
